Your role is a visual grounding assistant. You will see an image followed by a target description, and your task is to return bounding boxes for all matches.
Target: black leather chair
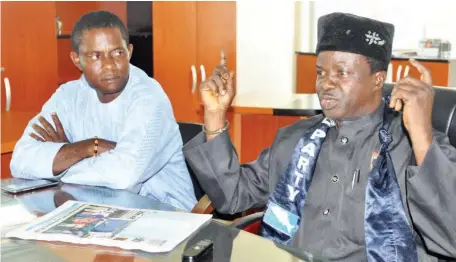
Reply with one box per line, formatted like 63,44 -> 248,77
233,84 -> 456,232
178,122 -> 214,214
178,122 -> 248,219
177,122 -> 205,200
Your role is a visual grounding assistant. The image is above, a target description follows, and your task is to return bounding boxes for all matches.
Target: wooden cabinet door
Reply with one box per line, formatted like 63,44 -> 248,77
196,1 -> 236,77
152,1 -> 236,123
1,1 -> 59,111
240,115 -> 300,163
0,2 -> 2,97
421,61 -> 449,86
100,2 -> 127,25
296,54 -> 317,94
55,1 -> 100,35
194,1 -> 236,119
152,2 -> 199,123
1,153 -> 12,179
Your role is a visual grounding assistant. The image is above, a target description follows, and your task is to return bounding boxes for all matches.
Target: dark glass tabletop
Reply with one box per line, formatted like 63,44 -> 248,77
1,179 -> 325,262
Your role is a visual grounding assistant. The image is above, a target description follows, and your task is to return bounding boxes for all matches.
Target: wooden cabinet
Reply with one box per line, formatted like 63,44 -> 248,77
196,2 -> 236,81
153,1 -> 236,123
153,2 -> 198,123
100,2 -> 127,25
296,54 -> 317,94
389,59 -> 450,86
1,111 -> 41,179
296,53 -> 452,94
55,1 -> 127,35
1,153 -> 12,179
240,115 -> 300,163
1,1 -> 59,111
57,38 -> 81,85
1,2 -> 59,177
55,1 -> 100,35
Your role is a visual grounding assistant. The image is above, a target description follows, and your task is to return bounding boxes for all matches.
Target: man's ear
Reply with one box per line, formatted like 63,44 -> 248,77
127,44 -> 133,61
373,71 -> 386,91
70,51 -> 83,71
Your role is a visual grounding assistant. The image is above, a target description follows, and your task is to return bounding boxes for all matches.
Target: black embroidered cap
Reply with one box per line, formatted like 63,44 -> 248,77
316,12 -> 395,66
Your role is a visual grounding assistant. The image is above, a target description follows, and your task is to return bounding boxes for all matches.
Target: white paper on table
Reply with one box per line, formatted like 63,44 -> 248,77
0,204 -> 37,231
6,201 -> 212,253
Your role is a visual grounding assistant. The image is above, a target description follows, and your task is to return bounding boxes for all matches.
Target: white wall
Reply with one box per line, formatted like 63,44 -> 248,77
236,0 -> 296,95
237,0 -> 456,94
297,0 -> 456,52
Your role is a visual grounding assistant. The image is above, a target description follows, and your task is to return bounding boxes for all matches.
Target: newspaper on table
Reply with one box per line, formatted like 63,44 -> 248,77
6,200 -> 212,253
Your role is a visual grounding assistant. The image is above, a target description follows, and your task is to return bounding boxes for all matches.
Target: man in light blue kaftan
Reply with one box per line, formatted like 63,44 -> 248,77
10,11 -> 196,211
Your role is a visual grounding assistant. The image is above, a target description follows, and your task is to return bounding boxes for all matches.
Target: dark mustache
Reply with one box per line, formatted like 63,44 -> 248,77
100,75 -> 120,81
319,92 -> 338,100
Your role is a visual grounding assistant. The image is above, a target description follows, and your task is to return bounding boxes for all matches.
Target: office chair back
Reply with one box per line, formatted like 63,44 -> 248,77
178,122 -> 205,200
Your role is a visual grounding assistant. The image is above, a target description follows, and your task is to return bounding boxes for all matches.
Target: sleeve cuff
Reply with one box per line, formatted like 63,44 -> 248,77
407,138 -> 444,204
36,142 -> 67,179
183,131 -> 234,161
183,131 -> 206,151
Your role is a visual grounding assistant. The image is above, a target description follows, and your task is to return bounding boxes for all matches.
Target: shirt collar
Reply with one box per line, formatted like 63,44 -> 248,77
335,100 -> 384,131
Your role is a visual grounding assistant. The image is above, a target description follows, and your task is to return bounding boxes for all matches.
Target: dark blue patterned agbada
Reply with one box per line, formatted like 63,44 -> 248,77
260,99 -> 418,262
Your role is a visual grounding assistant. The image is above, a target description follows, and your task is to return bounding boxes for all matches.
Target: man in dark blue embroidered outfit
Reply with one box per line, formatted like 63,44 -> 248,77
183,12 -> 456,261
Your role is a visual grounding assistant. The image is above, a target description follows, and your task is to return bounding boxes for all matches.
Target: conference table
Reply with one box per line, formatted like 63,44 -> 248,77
0,179 -> 325,262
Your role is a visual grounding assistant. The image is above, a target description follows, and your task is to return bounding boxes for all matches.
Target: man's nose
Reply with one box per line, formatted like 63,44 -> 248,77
320,74 -> 337,90
101,55 -> 115,70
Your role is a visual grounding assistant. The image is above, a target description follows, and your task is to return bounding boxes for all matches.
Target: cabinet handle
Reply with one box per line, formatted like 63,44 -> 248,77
0,67 -> 5,73
200,65 -> 206,82
403,65 -> 410,78
4,77 -> 11,112
191,65 -> 197,94
386,63 -> 393,83
396,65 -> 403,82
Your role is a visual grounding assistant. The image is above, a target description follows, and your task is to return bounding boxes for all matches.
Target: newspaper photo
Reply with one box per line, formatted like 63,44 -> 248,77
6,200 -> 212,253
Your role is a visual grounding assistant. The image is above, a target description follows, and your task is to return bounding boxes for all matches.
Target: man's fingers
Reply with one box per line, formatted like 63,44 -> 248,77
389,84 -> 399,108
409,58 -> 432,85
390,79 -> 421,107
51,112 -> 65,136
389,85 -> 403,109
206,79 -> 219,97
399,75 -> 435,98
212,65 -> 229,79
213,75 -> 224,88
396,76 -> 424,89
213,75 -> 226,96
38,116 -> 57,138
389,93 -> 403,111
390,86 -> 417,111
389,95 -> 399,109
394,99 -> 403,112
220,49 -> 227,67
32,123 -> 51,141
225,72 -> 236,97
107,141 -> 117,150
29,132 -> 45,142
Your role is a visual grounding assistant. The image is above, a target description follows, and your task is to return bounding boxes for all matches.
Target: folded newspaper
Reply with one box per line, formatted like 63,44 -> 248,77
6,200 -> 212,253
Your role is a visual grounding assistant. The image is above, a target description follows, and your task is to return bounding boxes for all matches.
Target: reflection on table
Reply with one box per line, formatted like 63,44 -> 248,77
1,179 -> 324,262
